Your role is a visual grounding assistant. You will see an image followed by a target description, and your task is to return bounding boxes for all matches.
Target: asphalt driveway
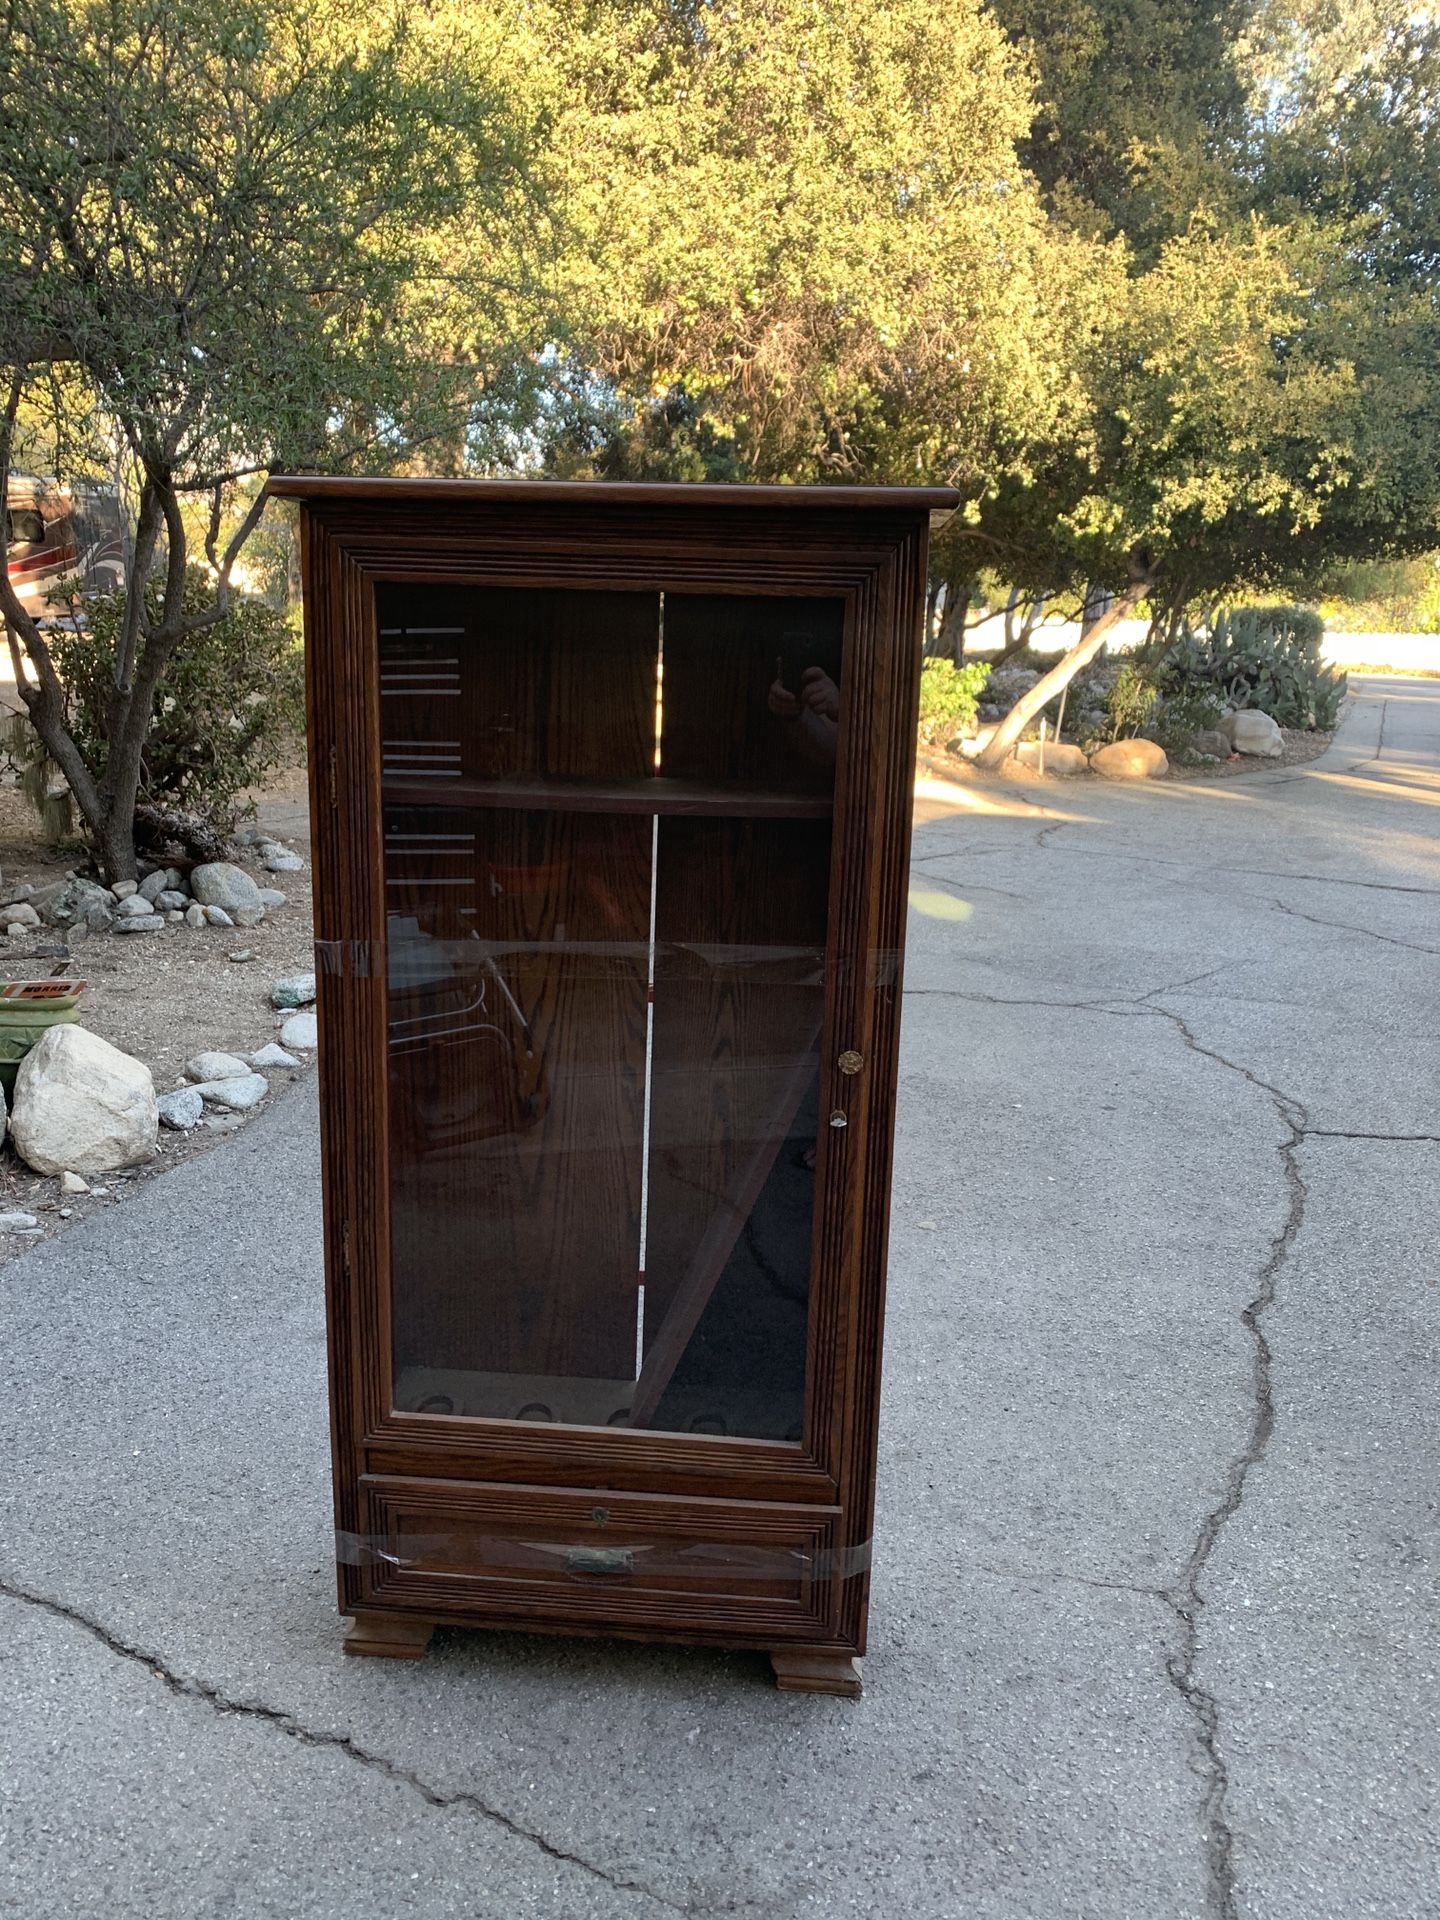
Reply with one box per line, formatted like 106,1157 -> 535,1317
2,676 -> 1436,1919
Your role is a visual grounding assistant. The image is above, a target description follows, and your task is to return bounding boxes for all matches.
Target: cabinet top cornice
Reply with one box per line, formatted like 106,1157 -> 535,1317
263,474 -> 961,524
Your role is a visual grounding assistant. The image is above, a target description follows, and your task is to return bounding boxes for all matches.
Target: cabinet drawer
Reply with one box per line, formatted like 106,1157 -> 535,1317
352,1477 -> 848,1642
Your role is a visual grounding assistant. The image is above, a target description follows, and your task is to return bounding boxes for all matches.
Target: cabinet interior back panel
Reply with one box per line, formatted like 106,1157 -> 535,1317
378,585 -> 656,1390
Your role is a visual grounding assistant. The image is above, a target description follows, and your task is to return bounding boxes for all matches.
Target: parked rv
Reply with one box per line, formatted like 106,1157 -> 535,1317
3,475 -> 126,624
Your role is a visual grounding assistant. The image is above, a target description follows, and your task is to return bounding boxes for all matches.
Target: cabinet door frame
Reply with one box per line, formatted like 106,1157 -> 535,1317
295,490 -> 931,1650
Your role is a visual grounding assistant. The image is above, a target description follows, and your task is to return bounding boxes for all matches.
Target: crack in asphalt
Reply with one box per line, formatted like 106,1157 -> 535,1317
1305,1128 -> 1440,1145
965,1561 -> 1175,1607
0,1575 -> 687,1915
1267,896 -> 1440,958
915,828 -> 1440,897
1147,1045 -> 1307,1920
902,976 -> 1310,1919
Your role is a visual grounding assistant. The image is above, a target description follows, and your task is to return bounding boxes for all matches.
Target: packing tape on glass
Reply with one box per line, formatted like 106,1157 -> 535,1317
315,936 -> 898,987
335,1529 -> 871,1583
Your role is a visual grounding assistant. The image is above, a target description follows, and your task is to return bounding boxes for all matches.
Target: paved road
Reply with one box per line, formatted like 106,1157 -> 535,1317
3,678 -> 1437,1920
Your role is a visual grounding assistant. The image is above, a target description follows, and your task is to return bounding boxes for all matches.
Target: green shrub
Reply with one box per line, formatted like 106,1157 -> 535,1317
917,658 -> 991,745
1198,606 -> 1345,729
1147,681 -> 1227,755
1088,656 -> 1225,757
1101,663 -> 1158,742
1229,604 -> 1325,651
48,569 -> 305,830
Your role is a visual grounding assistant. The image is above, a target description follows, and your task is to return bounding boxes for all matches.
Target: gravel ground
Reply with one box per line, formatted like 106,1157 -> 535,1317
0,764 -> 314,1253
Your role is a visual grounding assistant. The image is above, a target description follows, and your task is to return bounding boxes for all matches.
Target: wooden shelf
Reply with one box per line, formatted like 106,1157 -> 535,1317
382,775 -> 834,820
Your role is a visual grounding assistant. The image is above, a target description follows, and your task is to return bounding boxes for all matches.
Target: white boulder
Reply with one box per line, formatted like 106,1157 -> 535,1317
1222,709 -> 1284,758
1011,741 -> 1090,777
157,1087 -> 204,1130
186,1050 -> 251,1083
1090,738 -> 1169,780
251,1043 -> 300,1070
279,1010 -> 318,1051
191,1073 -> 268,1112
10,1026 -> 157,1176
190,862 -> 263,912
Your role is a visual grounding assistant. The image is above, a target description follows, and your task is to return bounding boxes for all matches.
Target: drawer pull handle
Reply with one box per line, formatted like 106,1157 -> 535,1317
566,1547 -> 634,1576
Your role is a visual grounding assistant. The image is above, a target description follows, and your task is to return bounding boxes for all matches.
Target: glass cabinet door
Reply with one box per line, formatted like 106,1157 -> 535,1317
377,582 -> 843,1443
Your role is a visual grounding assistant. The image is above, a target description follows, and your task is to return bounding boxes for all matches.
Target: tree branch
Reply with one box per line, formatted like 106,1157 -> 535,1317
975,562 -> 1156,770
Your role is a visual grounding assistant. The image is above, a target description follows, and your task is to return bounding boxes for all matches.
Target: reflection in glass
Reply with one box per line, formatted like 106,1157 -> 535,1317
379,584 -> 843,1442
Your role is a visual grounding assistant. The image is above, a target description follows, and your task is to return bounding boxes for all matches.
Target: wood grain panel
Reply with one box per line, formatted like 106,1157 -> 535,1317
356,1476 -> 841,1641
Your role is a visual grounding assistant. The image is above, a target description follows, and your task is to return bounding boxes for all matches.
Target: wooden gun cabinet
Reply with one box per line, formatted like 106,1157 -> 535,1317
270,477 -> 956,1695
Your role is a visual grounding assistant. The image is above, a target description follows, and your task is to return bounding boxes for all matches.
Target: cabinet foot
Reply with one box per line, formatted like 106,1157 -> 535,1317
770,1648 -> 863,1697
343,1613 -> 434,1660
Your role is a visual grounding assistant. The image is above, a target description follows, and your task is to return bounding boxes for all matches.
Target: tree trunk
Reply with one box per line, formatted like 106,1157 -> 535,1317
975,577 -> 1152,771
938,580 -> 972,666
96,805 -> 138,887
1081,582 -> 1113,633
992,590 -> 1047,669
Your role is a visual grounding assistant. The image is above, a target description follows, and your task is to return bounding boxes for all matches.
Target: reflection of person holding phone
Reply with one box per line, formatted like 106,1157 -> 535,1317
768,637 -> 840,767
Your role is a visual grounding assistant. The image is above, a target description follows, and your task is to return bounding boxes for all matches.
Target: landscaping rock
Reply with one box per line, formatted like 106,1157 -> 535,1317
1193,729 -> 1233,759
192,1072 -> 267,1112
9,1025 -> 157,1175
116,893 -> 155,918
66,919 -> 91,947
271,974 -> 317,1009
165,910 -> 184,924
163,868 -> 185,892
157,1087 -> 204,1130
190,862 -> 263,912
113,912 -> 165,933
8,883 -> 32,902
185,1050 -> 251,1083
1090,738 -> 1169,780
1012,740 -> 1090,776
1223,708 -> 1284,758
989,668 -> 1040,700
228,948 -> 257,963
257,888 -> 287,909
111,880 -> 139,899
0,902 -> 40,928
155,889 -> 188,913
32,876 -> 113,928
251,1043 -> 300,1070
0,1212 -> 39,1234
184,904 -> 207,929
203,905 -> 235,927
279,1010 -> 318,1051
232,905 -> 266,928
60,1170 -> 89,1194
259,842 -> 304,872
138,870 -> 168,902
